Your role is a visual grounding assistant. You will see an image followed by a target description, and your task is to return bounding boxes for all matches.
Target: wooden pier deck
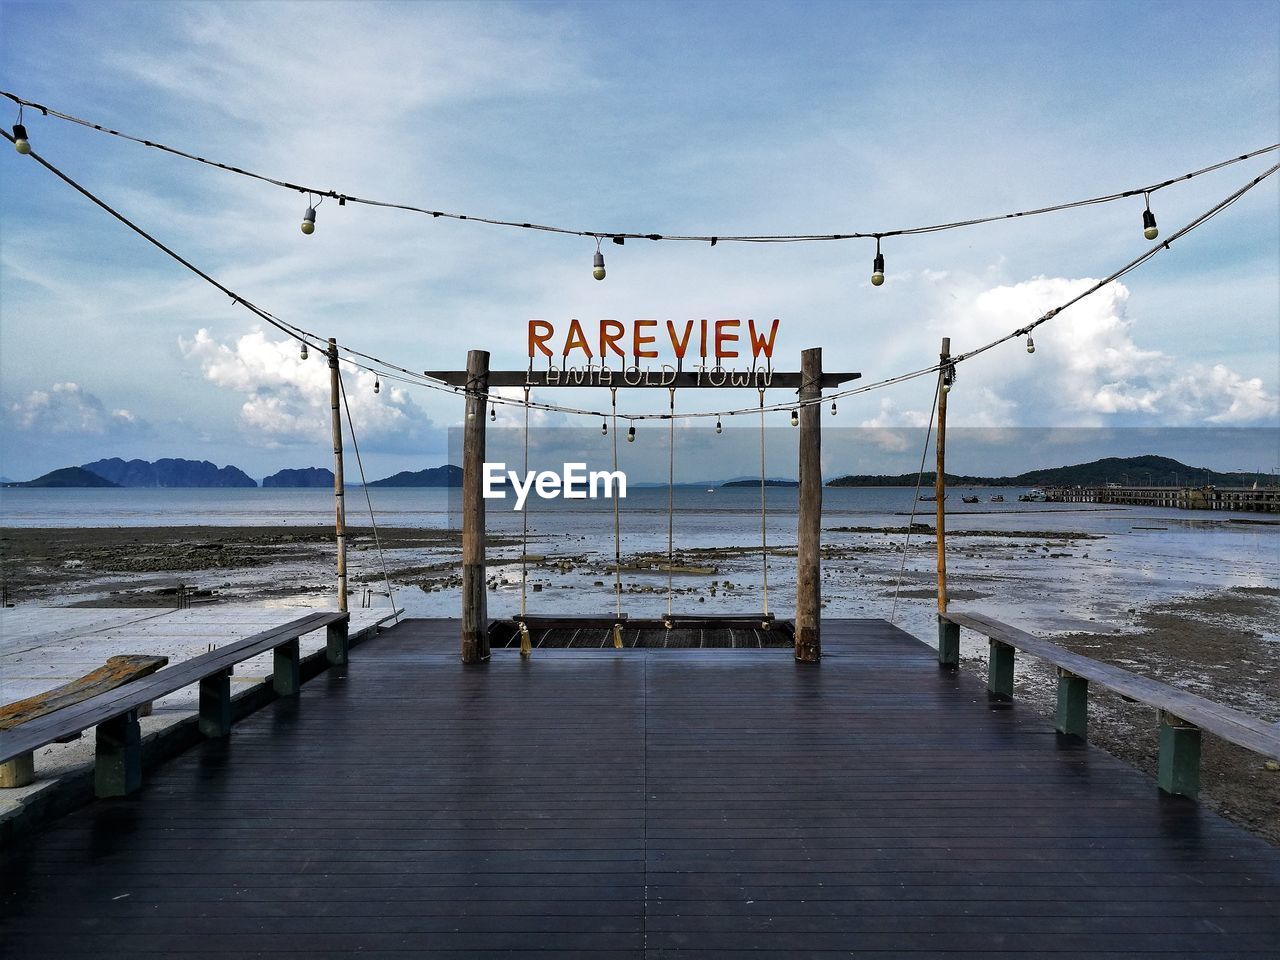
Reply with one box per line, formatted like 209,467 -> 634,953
3,618 -> 1278,958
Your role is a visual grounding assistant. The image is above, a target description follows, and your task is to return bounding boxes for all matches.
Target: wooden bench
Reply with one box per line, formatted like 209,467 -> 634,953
0,612 -> 348,798
0,655 -> 170,788
938,609 -> 1280,798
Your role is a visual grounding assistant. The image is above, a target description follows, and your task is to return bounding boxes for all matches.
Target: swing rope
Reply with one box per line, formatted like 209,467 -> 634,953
666,387 -> 676,626
518,386 -> 532,655
610,388 -> 624,648
889,374 -> 942,625
758,388 -> 769,621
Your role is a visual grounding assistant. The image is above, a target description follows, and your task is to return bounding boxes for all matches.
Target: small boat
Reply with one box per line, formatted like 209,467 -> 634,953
962,495 -> 979,504
918,494 -> 943,502
706,488 -> 715,493
989,495 -> 1005,502
1018,488 -> 1048,503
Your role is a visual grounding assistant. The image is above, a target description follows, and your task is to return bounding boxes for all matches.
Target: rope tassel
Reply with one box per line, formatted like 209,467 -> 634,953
612,623 -> 623,649
519,622 -> 532,657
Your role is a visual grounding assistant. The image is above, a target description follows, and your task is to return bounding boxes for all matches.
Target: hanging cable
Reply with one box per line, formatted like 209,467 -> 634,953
337,370 -> 400,626
889,375 -> 942,626
519,386 -> 532,656
665,387 -> 676,628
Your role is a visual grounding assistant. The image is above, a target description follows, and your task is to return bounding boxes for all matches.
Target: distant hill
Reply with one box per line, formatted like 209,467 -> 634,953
367,465 -> 463,488
5,466 -> 120,488
262,467 -> 334,488
723,478 -> 799,488
83,457 -> 257,488
827,455 -> 1261,488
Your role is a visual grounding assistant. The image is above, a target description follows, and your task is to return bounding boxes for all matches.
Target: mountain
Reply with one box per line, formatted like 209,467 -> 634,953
82,458 -> 257,488
722,478 -> 799,487
5,467 -> 120,488
826,455 -> 1262,488
262,467 -> 334,488
367,465 -> 463,488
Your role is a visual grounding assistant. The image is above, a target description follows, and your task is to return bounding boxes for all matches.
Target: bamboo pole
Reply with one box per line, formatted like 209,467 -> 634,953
935,337 -> 950,616
461,349 -> 491,663
328,338 -> 348,614
795,347 -> 822,663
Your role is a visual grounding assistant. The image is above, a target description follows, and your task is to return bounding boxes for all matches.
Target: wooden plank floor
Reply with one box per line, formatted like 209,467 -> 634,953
2,618 -> 1278,958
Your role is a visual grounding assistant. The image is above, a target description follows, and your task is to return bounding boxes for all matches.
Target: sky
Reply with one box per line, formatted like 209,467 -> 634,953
1,0 -> 1277,484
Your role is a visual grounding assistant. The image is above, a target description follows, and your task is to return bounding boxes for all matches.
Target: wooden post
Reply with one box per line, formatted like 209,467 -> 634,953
198,668 -> 233,738
1158,710 -> 1201,798
1056,668 -> 1089,739
935,337 -> 951,661
795,347 -> 822,663
0,752 -> 35,789
328,339 -> 348,614
461,349 -> 491,664
988,639 -> 1014,700
95,709 -> 142,797
326,616 -> 349,666
274,639 -> 301,695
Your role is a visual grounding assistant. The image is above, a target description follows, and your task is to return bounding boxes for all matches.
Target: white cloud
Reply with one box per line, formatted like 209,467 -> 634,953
180,328 -> 436,449
4,383 -> 146,436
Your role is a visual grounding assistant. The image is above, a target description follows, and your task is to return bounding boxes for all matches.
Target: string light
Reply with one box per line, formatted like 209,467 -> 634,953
374,377 -> 381,394
12,122 -> 29,155
831,400 -> 837,415
941,364 -> 955,393
490,407 -> 496,422
4,90 -> 1271,254
6,116 -> 1273,433
301,199 -> 317,235
592,238 -> 606,280
871,237 -> 885,287
790,409 -> 799,426
1142,193 -> 1159,240
627,425 -> 636,443
300,342 -> 308,361
715,418 -> 723,434
1026,336 -> 1035,354
601,420 -> 608,435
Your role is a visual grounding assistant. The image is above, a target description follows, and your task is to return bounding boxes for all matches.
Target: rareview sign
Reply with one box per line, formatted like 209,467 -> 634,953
483,462 -> 627,511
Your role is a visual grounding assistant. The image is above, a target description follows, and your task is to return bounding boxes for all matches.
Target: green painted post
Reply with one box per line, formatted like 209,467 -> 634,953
1055,669 -> 1088,739
937,617 -> 959,667
1158,711 -> 1201,798
274,639 -> 301,696
327,617 -> 349,666
988,639 -> 1014,700
198,669 -> 233,738
95,709 -> 142,797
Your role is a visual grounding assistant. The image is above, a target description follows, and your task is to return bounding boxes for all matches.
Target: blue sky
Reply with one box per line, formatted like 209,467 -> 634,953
1,0 -> 1277,482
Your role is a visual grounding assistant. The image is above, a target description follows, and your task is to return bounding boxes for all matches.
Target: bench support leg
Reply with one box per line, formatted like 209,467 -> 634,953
1055,670 -> 1088,739
95,709 -> 142,797
274,639 -> 301,695
1158,711 -> 1201,798
988,639 -> 1014,700
937,617 -> 959,668
0,751 -> 35,789
199,668 -> 233,738
327,618 -> 349,666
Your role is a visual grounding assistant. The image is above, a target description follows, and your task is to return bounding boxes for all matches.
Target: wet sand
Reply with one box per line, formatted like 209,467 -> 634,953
2,523 -> 1276,843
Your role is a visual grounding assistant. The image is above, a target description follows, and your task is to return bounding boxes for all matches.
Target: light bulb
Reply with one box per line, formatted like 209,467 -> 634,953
871,251 -> 885,287
942,376 -> 952,393
1026,336 -> 1035,354
627,425 -> 636,443
790,409 -> 799,426
490,407 -> 496,422
592,251 -> 606,281
300,343 -> 308,361
601,421 -> 608,436
830,401 -> 837,416
1142,208 -> 1158,241
13,123 -> 30,155
374,378 -> 381,394
715,419 -> 722,434
301,205 -> 316,235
